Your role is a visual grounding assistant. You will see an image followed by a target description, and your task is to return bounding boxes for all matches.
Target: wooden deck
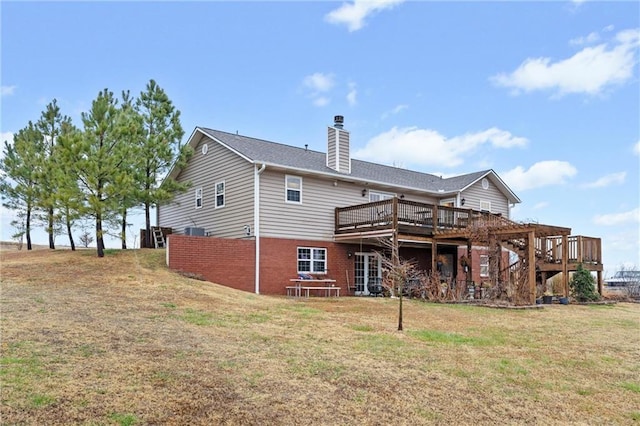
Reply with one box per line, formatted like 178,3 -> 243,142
335,198 -> 604,304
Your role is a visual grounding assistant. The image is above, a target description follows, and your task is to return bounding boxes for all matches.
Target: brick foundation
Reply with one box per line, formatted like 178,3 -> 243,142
167,235 -> 506,295
168,235 -> 256,293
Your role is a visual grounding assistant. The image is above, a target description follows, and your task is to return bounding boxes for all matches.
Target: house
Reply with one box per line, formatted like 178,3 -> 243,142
159,116 -> 603,304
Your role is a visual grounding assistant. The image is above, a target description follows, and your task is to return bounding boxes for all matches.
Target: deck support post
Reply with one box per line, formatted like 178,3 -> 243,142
528,230 -> 536,305
431,240 -> 437,273
597,270 -> 603,295
596,239 -> 603,295
562,234 -> 569,297
466,241 -> 472,285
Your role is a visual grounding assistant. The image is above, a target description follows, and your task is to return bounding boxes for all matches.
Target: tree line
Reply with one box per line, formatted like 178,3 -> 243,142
0,80 -> 192,257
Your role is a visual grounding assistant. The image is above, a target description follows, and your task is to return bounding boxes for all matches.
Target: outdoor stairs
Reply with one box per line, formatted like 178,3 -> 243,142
501,238 -> 560,281
152,228 -> 166,249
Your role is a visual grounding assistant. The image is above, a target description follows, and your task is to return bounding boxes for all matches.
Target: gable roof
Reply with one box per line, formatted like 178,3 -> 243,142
174,127 -> 520,203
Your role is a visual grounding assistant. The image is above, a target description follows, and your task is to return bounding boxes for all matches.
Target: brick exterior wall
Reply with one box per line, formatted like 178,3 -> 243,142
167,235 -> 256,293
167,235 -> 511,295
456,246 -> 511,285
259,237 -> 356,294
168,235 -> 360,295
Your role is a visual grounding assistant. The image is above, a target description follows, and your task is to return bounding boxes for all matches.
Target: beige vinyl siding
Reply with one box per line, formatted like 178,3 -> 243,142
327,128 -> 337,170
338,130 -> 350,173
259,169 -> 440,241
326,128 -> 350,173
158,135 -> 254,237
461,177 -> 510,217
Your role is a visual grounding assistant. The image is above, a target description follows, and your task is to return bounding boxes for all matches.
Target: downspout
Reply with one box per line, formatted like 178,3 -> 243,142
254,163 -> 266,294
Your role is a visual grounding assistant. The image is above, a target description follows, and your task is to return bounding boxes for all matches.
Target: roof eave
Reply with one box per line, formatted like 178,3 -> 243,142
258,162 -> 460,196
460,170 -> 521,204
165,127 -> 257,182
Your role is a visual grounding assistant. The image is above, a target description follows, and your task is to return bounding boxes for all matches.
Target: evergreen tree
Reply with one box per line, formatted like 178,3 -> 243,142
55,120 -> 85,250
113,90 -> 143,249
570,263 -> 600,302
136,79 -> 190,248
75,89 -> 125,257
36,99 -> 70,249
0,123 -> 45,250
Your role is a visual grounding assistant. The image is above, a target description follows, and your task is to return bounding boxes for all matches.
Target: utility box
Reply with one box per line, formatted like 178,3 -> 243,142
184,227 -> 205,236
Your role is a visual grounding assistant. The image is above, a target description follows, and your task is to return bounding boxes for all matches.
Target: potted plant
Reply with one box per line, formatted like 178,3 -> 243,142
542,290 -> 553,304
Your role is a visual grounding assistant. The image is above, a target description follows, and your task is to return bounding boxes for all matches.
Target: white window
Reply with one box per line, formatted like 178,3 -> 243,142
297,247 -> 327,274
480,200 -> 491,212
480,255 -> 489,277
286,175 -> 302,204
215,181 -> 225,208
195,187 -> 203,209
369,191 -> 394,202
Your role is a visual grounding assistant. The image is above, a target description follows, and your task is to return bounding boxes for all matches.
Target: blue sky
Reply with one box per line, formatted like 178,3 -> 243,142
1,1 -> 639,274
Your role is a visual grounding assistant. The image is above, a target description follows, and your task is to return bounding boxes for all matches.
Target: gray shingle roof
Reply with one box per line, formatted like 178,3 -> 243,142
197,127 -> 519,201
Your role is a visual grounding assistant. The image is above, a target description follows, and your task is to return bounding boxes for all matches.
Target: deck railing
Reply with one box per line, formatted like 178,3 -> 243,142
567,235 -> 602,264
335,200 -> 602,267
508,235 -> 602,266
335,199 -> 477,234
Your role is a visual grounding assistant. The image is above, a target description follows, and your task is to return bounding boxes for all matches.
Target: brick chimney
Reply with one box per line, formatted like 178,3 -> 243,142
327,115 -> 351,174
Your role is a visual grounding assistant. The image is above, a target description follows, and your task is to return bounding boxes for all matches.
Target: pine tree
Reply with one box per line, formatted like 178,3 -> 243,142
136,79 -> 190,248
113,90 -> 143,249
36,99 -> 70,249
75,89 -> 126,257
0,123 -> 45,251
55,120 -> 85,250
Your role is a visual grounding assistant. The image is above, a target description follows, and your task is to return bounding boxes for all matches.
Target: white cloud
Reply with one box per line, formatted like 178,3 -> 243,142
634,140 -> 640,156
491,28 -> 640,96
1,85 -> 16,97
382,104 -> 408,119
582,172 -> 626,188
302,72 -> 335,107
533,202 -> 549,210
303,72 -> 335,93
353,126 -> 527,168
594,207 -> 640,226
347,82 -> 357,106
313,96 -> 330,107
602,230 -> 640,270
325,0 -> 404,32
0,132 -> 14,146
569,31 -> 600,46
501,161 -> 577,191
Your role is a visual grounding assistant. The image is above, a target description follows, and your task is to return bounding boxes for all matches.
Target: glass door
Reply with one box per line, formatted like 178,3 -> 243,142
354,253 -> 381,296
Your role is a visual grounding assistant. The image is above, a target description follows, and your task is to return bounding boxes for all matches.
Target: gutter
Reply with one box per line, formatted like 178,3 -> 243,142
254,163 -> 266,294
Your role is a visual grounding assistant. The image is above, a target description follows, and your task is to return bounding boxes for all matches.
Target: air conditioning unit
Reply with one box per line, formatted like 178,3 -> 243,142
184,227 -> 205,236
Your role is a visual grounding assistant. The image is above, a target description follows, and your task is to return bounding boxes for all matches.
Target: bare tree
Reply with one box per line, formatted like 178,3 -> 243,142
375,236 -> 422,331
79,230 -> 94,248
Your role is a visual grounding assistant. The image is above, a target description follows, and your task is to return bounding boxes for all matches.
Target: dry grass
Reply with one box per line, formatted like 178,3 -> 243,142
1,249 -> 639,425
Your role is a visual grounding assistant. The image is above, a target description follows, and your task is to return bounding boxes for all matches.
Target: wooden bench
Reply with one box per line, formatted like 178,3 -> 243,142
287,279 -> 340,298
286,286 -> 341,298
